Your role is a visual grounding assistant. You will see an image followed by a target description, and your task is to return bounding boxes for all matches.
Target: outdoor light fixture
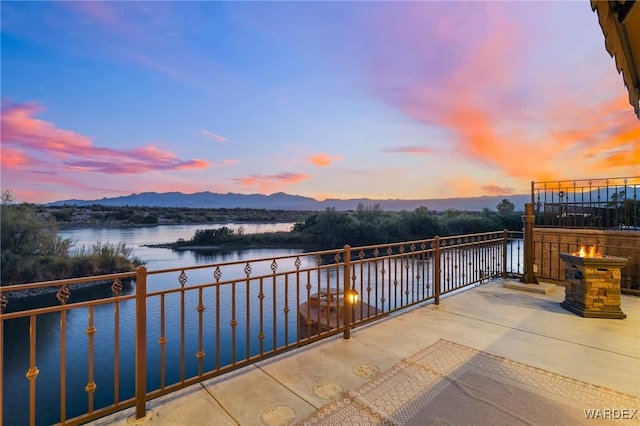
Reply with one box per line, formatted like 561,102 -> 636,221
347,288 -> 359,306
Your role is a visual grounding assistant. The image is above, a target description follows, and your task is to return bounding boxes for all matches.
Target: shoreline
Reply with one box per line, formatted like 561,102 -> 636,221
58,220 -> 295,230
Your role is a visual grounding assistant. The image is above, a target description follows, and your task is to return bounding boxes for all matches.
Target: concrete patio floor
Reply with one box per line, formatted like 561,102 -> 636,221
89,279 -> 640,425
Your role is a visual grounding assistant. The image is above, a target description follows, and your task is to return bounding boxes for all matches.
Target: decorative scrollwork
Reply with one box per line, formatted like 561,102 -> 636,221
399,245 -> 405,254
26,366 -> 40,381
57,285 -> 71,305
244,263 -> 252,277
270,260 -> 278,274
214,266 -> 222,282
359,250 -> 365,260
85,382 -> 97,394
295,257 -> 302,269
0,294 -> 7,313
334,253 -> 341,263
111,278 -> 123,295
373,248 -> 379,257
178,271 -> 187,287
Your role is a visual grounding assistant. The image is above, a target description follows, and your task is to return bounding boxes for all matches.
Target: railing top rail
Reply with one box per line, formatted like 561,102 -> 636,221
347,230 -> 510,253
0,270 -> 136,294
0,230 -> 522,297
146,246 -> 343,276
532,176 -> 640,188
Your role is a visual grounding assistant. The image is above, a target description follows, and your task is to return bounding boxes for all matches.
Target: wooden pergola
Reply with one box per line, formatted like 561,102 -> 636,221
591,0 -> 640,118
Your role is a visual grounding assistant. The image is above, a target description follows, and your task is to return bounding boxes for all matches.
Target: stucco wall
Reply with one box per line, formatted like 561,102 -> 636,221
532,228 -> 639,294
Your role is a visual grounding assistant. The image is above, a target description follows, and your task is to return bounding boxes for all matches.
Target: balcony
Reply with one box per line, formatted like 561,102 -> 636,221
2,226 -> 639,425
88,278 -> 639,425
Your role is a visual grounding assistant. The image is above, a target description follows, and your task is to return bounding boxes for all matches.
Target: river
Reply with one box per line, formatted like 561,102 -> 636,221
3,223 -> 303,425
61,222 -> 297,269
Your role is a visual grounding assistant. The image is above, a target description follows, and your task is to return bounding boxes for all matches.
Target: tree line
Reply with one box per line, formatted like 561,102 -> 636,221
2,189 -> 521,285
174,201 -> 522,250
1,191 -> 142,286
37,204 -> 315,227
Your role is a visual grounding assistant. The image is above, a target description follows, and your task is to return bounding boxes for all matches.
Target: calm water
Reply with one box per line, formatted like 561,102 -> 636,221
63,222 -> 296,270
3,223 -> 306,425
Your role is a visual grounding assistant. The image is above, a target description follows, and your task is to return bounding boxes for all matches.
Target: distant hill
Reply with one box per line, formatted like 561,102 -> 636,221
46,191 -> 531,212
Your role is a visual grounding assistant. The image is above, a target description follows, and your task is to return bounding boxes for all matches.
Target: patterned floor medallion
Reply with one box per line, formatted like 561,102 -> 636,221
313,382 -> 344,400
352,364 -> 381,379
259,405 -> 296,426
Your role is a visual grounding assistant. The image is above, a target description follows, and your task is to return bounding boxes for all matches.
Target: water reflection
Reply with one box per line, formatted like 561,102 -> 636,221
4,223 -> 300,425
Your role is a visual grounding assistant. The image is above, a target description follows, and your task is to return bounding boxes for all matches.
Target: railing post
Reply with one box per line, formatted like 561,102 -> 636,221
434,237 -> 441,305
521,203 -> 539,284
502,229 -> 509,279
343,245 -> 352,340
531,180 -> 535,204
0,292 -> 5,426
135,265 -> 148,420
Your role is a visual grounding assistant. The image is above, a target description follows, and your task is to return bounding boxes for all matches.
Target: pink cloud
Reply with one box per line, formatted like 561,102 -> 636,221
383,146 -> 432,155
308,153 -> 342,167
481,185 -> 515,196
201,129 -> 228,143
61,1 -> 143,36
63,1 -> 119,26
1,100 -> 209,175
231,172 -> 309,192
366,3 -> 639,184
0,148 -> 31,169
216,159 -> 240,167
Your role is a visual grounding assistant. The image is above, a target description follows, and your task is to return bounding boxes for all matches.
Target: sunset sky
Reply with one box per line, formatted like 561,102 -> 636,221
1,1 -> 638,204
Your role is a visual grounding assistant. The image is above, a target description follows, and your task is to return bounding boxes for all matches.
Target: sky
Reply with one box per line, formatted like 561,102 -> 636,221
1,1 -> 638,204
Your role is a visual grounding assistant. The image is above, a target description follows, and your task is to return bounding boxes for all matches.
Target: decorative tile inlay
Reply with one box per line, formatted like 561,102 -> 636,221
313,382 -> 344,400
352,364 -> 380,379
260,405 -> 296,426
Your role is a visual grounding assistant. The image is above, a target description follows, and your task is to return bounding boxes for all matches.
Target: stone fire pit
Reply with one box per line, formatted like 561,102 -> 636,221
559,252 -> 628,319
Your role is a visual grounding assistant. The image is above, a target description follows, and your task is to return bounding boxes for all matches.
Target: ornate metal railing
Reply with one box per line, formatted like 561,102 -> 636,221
531,176 -> 640,230
0,230 -> 523,425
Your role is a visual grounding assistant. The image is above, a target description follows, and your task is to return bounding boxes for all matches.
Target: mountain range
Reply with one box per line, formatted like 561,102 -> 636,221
46,191 -> 531,212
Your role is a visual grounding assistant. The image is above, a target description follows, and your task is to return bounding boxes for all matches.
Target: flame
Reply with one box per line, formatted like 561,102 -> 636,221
573,244 -> 602,258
